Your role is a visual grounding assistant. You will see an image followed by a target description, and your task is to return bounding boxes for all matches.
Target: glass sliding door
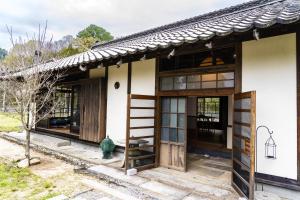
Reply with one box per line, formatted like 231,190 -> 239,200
160,97 -> 187,171
70,85 -> 80,134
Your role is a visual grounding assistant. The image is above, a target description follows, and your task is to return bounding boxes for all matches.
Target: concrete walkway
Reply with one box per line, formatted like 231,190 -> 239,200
1,131 -> 293,200
2,131 -> 123,166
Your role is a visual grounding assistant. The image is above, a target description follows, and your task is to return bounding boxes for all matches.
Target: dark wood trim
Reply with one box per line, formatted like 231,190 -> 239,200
103,66 -> 109,140
127,61 -> 132,94
158,88 -> 235,97
100,70 -> 107,140
256,172 -> 300,191
235,42 -> 242,93
158,64 -> 235,77
34,128 -> 79,139
297,31 -> 300,182
155,55 -> 161,167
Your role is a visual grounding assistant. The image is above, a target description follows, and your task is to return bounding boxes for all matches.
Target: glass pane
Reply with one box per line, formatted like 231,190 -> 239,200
178,98 -> 186,113
170,114 -> 177,128
178,114 -> 185,128
162,98 -> 170,113
161,128 -> 169,141
174,76 -> 187,90
234,124 -> 251,138
187,82 -> 201,89
162,114 -> 170,127
170,98 -> 177,113
161,77 -> 173,90
187,75 -> 201,82
234,98 -> 251,109
202,81 -> 217,89
234,112 -> 251,124
218,80 -> 234,88
218,72 -> 234,80
178,129 -> 185,143
169,128 -> 177,142
202,74 -> 216,81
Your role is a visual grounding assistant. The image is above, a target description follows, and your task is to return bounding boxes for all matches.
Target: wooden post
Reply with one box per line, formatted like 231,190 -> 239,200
125,61 -> 132,174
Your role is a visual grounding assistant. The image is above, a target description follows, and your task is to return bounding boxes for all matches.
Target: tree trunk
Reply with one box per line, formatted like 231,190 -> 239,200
25,129 -> 30,166
2,90 -> 6,112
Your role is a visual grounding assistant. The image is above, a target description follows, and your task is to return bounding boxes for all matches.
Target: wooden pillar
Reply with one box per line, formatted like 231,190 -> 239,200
127,61 -> 132,94
235,42 -> 242,93
155,55 -> 161,167
125,61 -> 132,174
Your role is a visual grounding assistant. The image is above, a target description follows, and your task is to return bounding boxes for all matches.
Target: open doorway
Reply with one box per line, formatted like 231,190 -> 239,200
187,96 -> 231,158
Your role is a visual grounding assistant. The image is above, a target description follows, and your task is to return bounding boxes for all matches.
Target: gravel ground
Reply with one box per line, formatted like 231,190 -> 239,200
0,137 -> 123,200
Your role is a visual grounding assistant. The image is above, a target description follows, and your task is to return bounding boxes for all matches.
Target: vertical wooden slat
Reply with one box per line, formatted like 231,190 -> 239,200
249,91 -> 256,200
235,42 -> 242,94
125,94 -> 131,174
155,55 -> 161,167
125,62 -> 132,174
232,91 -> 256,200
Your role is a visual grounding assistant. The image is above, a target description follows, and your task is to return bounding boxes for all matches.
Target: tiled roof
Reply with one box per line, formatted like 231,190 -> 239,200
17,0 -> 300,74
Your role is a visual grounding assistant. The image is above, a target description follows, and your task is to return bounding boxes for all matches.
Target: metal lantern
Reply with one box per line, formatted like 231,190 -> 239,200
265,133 -> 276,159
256,125 -> 277,160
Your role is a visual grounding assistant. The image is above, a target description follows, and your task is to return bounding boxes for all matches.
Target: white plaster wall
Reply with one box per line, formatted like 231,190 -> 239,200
131,59 -> 156,95
130,59 -> 156,144
106,64 -> 128,146
242,33 -> 297,179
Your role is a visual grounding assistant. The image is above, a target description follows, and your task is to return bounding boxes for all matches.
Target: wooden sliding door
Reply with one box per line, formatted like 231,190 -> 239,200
80,79 -> 106,143
232,91 -> 256,200
160,97 -> 187,171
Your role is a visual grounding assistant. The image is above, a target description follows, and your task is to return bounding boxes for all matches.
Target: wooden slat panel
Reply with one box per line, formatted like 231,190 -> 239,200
128,154 -> 155,160
129,135 -> 154,140
232,91 -> 256,200
130,126 -> 155,130
130,106 -> 156,110
130,116 -> 155,119
130,94 -> 156,100
128,145 -> 155,151
80,79 -> 105,143
125,93 -> 157,174
135,163 -> 156,171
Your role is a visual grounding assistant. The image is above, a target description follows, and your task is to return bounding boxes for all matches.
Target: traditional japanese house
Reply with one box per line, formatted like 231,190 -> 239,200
25,0 -> 300,199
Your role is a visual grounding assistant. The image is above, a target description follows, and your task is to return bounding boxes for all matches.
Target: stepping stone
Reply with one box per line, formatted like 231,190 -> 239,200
140,181 -> 189,200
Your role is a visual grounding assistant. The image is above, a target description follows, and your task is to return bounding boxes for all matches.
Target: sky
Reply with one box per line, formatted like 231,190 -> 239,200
0,0 -> 250,51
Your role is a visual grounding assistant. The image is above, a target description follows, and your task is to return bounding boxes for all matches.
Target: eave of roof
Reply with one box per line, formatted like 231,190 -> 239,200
12,0 -> 300,76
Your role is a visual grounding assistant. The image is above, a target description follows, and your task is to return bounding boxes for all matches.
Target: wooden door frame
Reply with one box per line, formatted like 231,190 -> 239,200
154,43 -> 243,169
231,91 -> 256,200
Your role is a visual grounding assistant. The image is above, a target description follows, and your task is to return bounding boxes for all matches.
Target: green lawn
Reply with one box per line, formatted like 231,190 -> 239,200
0,161 -> 59,200
0,112 -> 22,132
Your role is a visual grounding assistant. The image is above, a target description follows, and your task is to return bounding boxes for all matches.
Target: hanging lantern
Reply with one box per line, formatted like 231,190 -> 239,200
265,133 -> 276,159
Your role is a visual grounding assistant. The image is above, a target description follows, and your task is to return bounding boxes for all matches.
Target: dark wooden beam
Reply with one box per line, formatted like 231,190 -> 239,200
155,55 -> 160,167
127,61 -> 132,94
235,42 -> 242,93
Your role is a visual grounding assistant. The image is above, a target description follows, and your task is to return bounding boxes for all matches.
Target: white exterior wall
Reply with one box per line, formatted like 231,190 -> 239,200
242,33 -> 297,179
106,59 -> 156,146
131,59 -> 156,95
130,59 -> 156,144
106,64 -> 128,146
